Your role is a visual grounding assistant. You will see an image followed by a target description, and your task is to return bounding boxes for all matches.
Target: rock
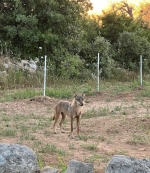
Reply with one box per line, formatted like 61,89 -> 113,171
0,143 -> 40,173
105,155 -> 150,173
65,160 -> 94,173
40,166 -> 59,173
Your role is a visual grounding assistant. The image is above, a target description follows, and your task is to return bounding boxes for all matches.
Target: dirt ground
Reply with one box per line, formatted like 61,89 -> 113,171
0,91 -> 150,173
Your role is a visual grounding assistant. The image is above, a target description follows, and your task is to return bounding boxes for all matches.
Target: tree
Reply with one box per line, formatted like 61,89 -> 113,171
100,12 -> 134,44
115,31 -> 150,72
136,1 -> 150,26
112,1 -> 134,18
0,0 -> 41,57
0,0 -> 95,77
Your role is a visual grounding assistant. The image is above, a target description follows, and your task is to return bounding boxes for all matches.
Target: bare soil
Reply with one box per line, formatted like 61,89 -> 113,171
0,91 -> 150,173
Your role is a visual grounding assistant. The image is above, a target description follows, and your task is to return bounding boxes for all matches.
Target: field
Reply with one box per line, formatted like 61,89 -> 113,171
0,83 -> 150,173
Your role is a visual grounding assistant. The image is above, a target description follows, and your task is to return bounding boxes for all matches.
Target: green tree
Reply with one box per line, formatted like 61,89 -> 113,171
100,12 -> 135,44
0,0 -> 94,77
116,31 -> 150,72
0,0 -> 41,57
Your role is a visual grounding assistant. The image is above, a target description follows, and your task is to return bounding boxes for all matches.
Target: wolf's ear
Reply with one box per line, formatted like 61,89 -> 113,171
82,93 -> 85,97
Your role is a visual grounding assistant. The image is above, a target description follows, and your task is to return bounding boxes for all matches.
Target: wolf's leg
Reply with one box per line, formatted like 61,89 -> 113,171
76,116 -> 80,136
69,116 -> 74,139
59,112 -> 66,133
53,112 -> 60,134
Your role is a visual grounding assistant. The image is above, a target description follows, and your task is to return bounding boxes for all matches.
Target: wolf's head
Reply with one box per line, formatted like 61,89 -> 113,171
74,94 -> 85,107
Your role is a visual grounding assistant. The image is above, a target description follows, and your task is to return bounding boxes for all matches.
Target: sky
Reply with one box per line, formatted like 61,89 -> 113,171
89,0 -> 145,14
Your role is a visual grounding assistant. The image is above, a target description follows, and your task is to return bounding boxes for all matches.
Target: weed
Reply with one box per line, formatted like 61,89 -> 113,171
114,149 -> 128,155
82,143 -> 98,151
0,129 -> 16,137
98,135 -> 106,141
57,156 -> 67,172
78,135 -> 88,141
99,107 -> 110,116
99,155 -> 110,163
129,134 -> 149,145
46,88 -> 72,99
0,108 -> 7,112
122,111 -> 128,115
37,156 -> 44,168
68,143 -> 75,150
57,149 -> 66,156
85,154 -> 100,163
40,144 -> 57,154
30,135 -> 36,141
141,90 -> 150,97
44,130 -> 50,137
20,125 -> 28,133
40,144 -> 66,156
114,105 -> 122,111
2,116 -> 10,122
83,107 -> 109,119
83,108 -> 97,119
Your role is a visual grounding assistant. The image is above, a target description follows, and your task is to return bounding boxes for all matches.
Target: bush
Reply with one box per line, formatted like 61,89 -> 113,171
116,31 -> 150,72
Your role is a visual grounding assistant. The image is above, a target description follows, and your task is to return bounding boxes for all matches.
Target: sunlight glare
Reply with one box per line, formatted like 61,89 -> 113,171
89,0 -> 147,14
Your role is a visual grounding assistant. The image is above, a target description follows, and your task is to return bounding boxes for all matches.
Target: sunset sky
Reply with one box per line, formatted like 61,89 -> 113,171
89,0 -> 147,14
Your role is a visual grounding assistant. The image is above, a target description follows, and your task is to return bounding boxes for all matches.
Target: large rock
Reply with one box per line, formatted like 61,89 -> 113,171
0,143 -> 40,173
105,155 -> 150,173
65,160 -> 94,173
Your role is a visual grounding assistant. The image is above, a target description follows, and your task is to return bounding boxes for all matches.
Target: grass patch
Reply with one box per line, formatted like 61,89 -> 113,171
83,107 -> 110,119
0,129 -> 16,137
1,79 -> 150,102
57,156 -> 67,172
78,135 -> 88,141
82,143 -> 98,151
129,134 -> 149,145
40,144 -> 66,156
12,89 -> 42,100
85,154 -> 100,163
0,89 -> 42,102
46,88 -> 72,99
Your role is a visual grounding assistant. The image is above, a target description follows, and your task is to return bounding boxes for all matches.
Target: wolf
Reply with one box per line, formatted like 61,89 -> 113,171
52,94 -> 85,138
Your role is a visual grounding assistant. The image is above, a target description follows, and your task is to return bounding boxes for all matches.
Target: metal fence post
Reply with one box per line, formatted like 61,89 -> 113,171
140,55 -> 142,85
43,55 -> 47,96
97,53 -> 100,91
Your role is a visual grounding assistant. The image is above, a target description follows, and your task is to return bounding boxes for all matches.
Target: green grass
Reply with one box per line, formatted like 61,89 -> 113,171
114,105 -> 122,111
46,88 -> 72,99
129,133 -> 149,145
85,154 -> 100,163
114,149 -> 128,155
0,128 -> 16,137
78,135 -> 88,141
39,144 -> 66,156
0,81 -> 95,101
83,107 -> 110,119
68,143 -> 75,150
1,77 -> 150,102
82,143 -> 98,151
0,89 -> 42,102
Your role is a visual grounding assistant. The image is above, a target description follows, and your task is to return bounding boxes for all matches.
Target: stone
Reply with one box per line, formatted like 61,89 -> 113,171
0,143 -> 40,173
40,166 -> 59,173
65,160 -> 94,173
105,155 -> 150,173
